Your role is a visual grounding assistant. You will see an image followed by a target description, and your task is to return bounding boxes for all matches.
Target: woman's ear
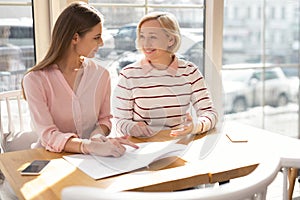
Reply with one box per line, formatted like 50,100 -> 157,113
72,32 -> 80,44
168,35 -> 175,47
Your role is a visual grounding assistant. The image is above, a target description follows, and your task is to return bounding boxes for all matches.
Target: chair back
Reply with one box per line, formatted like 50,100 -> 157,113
0,89 -> 36,152
61,156 -> 281,200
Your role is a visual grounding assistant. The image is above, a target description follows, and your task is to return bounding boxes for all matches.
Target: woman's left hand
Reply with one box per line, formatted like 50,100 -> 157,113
170,113 -> 194,137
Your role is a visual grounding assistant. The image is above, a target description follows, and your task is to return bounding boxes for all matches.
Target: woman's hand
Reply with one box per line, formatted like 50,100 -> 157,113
81,135 -> 138,157
170,113 -> 194,137
129,121 -> 155,137
114,135 -> 139,149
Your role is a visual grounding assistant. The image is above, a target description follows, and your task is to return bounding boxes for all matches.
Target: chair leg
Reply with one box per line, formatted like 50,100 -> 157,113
0,169 -> 4,184
288,167 -> 298,200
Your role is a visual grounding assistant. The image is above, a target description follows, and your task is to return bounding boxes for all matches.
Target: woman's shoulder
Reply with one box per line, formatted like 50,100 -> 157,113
177,58 -> 199,71
178,58 -> 196,68
120,60 -> 143,75
23,65 -> 56,81
176,58 -> 204,78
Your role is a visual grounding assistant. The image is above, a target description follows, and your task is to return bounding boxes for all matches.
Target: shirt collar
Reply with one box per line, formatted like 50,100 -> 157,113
141,56 -> 178,76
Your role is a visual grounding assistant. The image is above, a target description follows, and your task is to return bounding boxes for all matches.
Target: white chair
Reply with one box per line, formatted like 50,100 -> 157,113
0,90 -> 39,200
0,89 -> 37,152
61,156 -> 281,200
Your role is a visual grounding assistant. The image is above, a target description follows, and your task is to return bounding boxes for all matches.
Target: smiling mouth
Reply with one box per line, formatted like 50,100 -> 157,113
144,48 -> 156,54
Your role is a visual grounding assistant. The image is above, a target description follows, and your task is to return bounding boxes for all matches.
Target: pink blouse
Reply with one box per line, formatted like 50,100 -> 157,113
23,58 -> 112,152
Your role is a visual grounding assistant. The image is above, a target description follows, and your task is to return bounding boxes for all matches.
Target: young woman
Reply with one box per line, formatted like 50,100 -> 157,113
22,1 -> 138,156
113,12 -> 218,137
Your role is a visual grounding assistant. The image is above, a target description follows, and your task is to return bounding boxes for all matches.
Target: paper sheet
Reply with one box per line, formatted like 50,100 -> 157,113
63,140 -> 186,180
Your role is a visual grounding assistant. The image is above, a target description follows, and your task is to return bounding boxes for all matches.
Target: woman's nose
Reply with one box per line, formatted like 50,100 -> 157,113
98,38 -> 104,47
144,38 -> 151,47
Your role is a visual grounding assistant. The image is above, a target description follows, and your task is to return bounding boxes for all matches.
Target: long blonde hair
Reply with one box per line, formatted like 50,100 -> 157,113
22,1 -> 103,98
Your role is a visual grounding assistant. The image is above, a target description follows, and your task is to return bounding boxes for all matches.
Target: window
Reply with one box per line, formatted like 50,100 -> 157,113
223,0 -> 300,138
0,0 -> 35,92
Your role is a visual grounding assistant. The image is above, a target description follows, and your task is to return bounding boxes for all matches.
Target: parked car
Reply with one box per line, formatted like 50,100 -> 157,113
180,41 -> 203,72
280,66 -> 299,103
113,23 -> 137,52
222,64 -> 292,113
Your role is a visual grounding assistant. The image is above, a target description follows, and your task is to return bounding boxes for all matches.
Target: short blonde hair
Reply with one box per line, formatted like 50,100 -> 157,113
136,12 -> 181,53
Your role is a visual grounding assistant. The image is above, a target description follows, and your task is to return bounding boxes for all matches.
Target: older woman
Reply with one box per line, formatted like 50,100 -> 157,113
113,12 -> 218,138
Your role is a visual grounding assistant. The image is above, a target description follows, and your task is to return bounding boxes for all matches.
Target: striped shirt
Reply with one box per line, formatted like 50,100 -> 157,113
112,56 -> 218,135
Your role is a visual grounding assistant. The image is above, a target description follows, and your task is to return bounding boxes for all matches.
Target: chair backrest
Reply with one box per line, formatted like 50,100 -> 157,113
0,89 -> 26,152
61,156 -> 281,200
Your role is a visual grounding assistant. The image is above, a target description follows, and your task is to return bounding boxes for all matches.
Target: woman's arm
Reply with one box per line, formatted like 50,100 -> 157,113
112,71 -> 136,136
190,67 -> 218,134
64,137 -> 83,153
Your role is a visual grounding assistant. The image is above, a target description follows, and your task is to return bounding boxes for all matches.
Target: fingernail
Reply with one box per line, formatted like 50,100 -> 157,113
170,133 -> 177,137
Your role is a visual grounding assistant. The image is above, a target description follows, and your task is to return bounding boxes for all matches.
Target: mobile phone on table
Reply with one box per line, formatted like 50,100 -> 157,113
20,160 -> 50,175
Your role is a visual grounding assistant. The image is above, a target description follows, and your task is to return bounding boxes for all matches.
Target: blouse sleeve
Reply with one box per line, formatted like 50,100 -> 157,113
190,66 -> 218,133
23,72 -> 77,152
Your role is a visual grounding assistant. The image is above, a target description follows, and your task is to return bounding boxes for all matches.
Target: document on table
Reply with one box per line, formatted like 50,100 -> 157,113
63,140 -> 186,180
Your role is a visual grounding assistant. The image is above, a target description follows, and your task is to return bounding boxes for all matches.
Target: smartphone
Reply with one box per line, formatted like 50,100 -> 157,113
20,160 -> 50,176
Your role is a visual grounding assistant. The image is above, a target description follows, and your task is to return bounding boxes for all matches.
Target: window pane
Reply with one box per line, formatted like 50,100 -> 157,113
222,0 -> 300,138
0,1 -> 35,92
